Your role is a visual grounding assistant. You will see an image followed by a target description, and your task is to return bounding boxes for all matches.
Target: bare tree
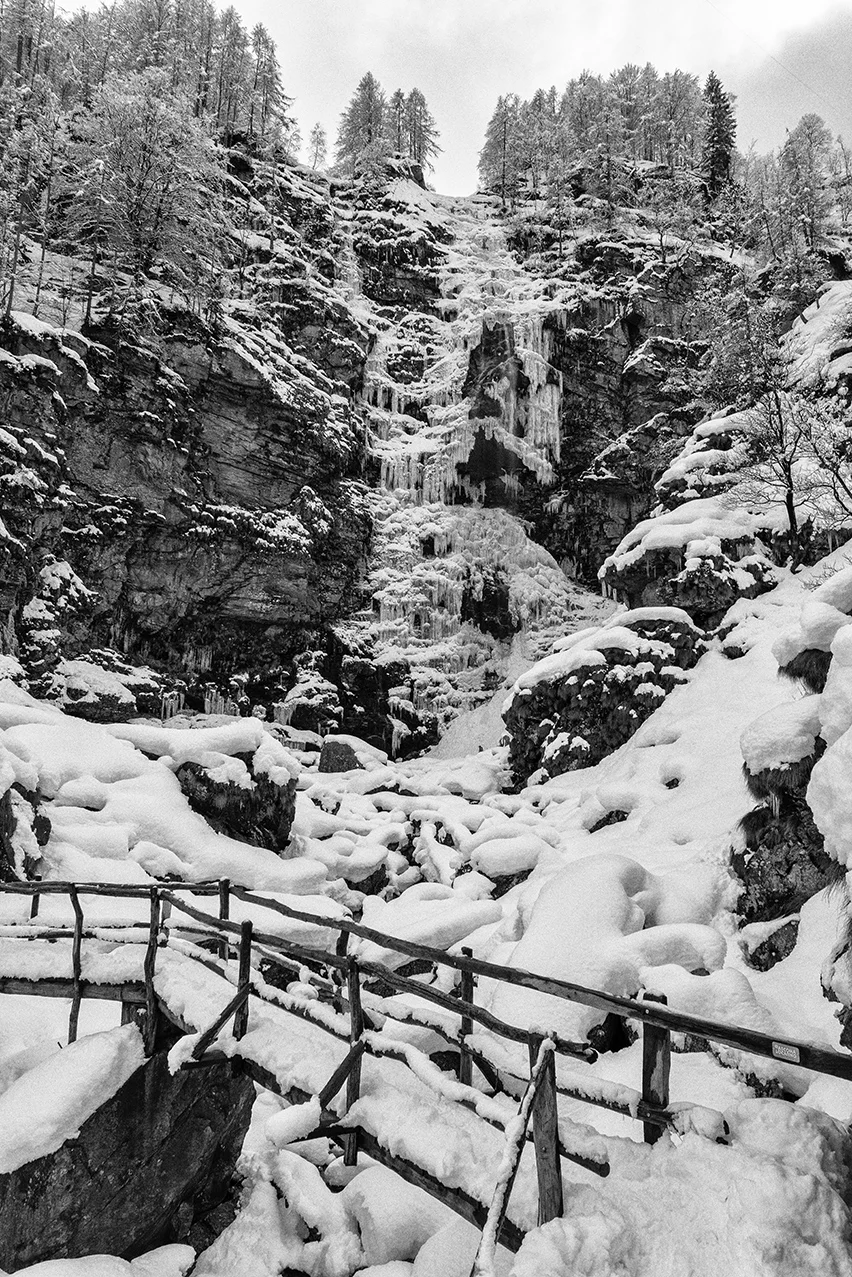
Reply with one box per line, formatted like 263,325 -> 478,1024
728,391 -> 852,563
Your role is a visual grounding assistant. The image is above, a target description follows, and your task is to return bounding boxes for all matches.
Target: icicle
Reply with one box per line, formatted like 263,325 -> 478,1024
160,690 -> 184,720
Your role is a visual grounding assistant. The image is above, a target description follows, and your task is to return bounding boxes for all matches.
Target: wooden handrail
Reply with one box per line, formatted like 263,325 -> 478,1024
190,986 -> 250,1060
0,882 -> 221,896
159,890 -> 349,972
355,956 -> 595,1062
3,879 -> 852,1081
223,887 -> 852,1079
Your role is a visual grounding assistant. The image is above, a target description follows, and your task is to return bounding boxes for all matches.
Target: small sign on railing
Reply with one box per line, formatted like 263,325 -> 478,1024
771,1042 -> 801,1065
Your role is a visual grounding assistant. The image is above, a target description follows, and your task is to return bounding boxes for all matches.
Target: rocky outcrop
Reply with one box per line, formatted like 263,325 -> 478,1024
177,753 -> 297,850
0,166 -> 375,719
0,1048 -> 253,1269
734,751 -> 836,926
735,573 -> 852,948
522,241 -> 736,580
599,498 -> 778,628
504,609 -> 703,786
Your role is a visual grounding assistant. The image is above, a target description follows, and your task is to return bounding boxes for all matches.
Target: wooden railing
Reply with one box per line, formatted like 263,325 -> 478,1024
2,877 -> 852,1251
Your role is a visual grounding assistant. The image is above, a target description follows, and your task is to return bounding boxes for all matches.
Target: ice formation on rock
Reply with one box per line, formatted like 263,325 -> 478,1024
343,185 -> 608,738
361,194 -> 567,506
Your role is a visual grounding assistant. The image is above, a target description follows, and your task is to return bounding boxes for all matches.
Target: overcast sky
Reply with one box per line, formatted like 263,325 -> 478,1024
235,1 -> 852,193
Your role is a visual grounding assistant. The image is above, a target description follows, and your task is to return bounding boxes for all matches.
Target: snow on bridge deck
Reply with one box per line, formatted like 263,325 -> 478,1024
2,923 -> 852,1274
0,934 -> 582,1238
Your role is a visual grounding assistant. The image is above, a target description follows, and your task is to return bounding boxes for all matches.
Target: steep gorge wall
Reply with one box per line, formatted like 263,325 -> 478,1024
0,164 -> 376,714
0,156 -> 735,744
524,243 -> 735,583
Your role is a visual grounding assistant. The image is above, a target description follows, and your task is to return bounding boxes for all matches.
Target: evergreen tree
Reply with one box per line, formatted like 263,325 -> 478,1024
478,93 -> 522,204
701,70 -> 736,195
335,72 -> 386,171
404,88 -> 440,169
247,23 -> 285,145
308,122 -> 327,169
387,88 -> 406,153
782,113 -> 833,249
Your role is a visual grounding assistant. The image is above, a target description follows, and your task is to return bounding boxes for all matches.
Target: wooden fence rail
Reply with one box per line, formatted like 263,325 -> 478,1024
2,875 -> 852,1242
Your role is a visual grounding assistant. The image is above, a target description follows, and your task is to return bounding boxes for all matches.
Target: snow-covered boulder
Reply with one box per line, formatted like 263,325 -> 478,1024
487,853 -> 726,1046
110,718 -> 301,853
503,608 -> 703,785
599,497 -> 778,626
773,566 -> 852,691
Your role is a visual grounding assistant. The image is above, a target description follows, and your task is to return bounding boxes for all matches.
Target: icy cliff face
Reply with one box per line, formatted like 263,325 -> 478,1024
341,180 -> 612,742
0,156 -> 733,752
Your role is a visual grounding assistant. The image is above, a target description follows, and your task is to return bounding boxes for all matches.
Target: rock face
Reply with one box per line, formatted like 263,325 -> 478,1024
736,727 -> 833,933
0,163 -> 373,711
0,156 -> 739,750
734,783 -> 836,925
0,1048 -> 254,1270
0,784 -> 50,882
318,738 -> 364,772
0,302 -> 370,657
735,572 -> 852,953
524,242 -> 736,583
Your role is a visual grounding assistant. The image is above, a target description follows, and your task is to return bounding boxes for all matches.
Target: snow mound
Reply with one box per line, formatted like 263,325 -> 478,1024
13,1248 -> 195,1276
511,1099 -> 852,1277
488,854 -> 726,1043
740,696 -> 823,775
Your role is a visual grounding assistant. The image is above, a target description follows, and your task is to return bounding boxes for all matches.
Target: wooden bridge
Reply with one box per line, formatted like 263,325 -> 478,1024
1,879 -> 852,1269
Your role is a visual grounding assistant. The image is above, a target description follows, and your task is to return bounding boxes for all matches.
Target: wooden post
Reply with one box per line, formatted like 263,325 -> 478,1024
233,920 -> 253,1040
641,992 -> 671,1145
143,888 -> 159,1056
159,893 -> 172,934
29,890 -> 40,921
120,1001 -> 135,1026
459,946 -> 474,1087
333,928 -> 348,1014
528,1034 -> 563,1224
68,887 -> 83,1044
344,957 -> 363,1167
218,878 -> 230,962
471,1038 -> 555,1275
318,1040 -> 366,1109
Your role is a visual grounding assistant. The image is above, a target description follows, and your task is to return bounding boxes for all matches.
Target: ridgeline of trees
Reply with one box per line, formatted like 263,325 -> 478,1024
0,0 -> 300,320
335,72 -> 440,174
0,0 -> 294,144
479,67 -> 725,204
479,66 -> 850,285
